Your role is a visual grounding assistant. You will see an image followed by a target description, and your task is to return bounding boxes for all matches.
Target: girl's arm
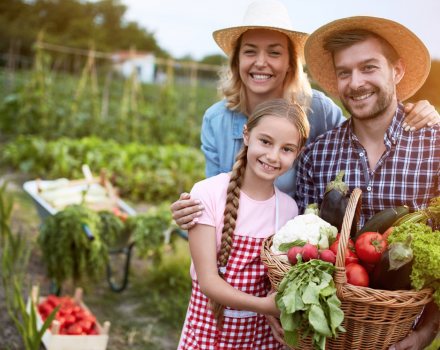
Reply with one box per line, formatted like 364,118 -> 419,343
189,223 -> 280,317
403,101 -> 439,131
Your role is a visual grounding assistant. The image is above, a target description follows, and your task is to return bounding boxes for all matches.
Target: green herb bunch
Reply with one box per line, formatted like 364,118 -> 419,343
388,223 -> 440,306
126,202 -> 172,260
38,205 -> 108,285
98,210 -> 126,248
276,259 -> 345,350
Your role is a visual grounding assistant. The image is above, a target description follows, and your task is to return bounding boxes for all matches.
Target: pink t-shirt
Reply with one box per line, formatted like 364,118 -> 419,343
189,173 -> 298,280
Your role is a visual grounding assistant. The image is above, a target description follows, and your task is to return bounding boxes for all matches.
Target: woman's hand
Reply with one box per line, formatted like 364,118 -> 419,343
266,315 -> 286,346
262,291 -> 281,317
170,193 -> 204,230
403,101 -> 439,131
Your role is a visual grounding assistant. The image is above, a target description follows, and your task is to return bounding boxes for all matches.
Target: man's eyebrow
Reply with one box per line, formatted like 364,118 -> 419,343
335,58 -> 380,71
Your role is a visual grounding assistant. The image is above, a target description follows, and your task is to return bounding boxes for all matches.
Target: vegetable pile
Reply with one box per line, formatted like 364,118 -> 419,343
276,260 -> 344,350
387,223 -> 440,307
37,295 -> 100,335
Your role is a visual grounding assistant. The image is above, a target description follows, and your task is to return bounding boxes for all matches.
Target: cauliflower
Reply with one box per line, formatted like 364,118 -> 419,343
271,214 -> 337,259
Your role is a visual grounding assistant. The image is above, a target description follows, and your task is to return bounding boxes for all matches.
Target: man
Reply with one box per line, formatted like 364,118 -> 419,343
296,15 -> 440,350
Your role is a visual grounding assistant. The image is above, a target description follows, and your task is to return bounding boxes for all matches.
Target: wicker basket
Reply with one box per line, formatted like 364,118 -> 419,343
261,188 -> 434,350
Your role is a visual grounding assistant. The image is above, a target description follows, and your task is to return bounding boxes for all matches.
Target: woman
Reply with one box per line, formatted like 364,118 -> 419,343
171,0 -> 439,229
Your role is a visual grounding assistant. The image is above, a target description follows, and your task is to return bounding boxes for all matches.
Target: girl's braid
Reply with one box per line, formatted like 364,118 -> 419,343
209,145 -> 247,328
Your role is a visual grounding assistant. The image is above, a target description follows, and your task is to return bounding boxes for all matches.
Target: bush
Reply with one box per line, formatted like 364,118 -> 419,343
1,136 -> 206,203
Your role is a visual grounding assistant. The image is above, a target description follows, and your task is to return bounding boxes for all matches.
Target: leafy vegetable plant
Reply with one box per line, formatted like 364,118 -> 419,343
387,223 -> 440,306
276,259 -> 345,350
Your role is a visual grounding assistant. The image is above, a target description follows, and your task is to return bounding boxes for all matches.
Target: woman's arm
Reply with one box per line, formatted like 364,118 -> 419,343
188,223 -> 280,317
403,101 -> 439,131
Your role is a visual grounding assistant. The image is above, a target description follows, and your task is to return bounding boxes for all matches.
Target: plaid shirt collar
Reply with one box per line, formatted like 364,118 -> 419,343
347,101 -> 405,148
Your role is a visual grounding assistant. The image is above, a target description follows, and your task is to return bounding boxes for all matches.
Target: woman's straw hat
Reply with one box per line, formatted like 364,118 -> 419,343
304,15 -> 431,102
213,0 -> 309,63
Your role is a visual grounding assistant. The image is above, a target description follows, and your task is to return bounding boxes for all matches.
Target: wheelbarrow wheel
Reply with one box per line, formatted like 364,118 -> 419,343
106,242 -> 135,292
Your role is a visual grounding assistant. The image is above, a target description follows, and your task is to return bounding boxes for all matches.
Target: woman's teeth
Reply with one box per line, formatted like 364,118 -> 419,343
251,74 -> 271,80
352,93 -> 373,101
260,161 -> 276,170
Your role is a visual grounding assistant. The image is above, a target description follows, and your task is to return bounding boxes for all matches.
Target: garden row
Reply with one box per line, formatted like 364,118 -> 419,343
0,136 -> 206,203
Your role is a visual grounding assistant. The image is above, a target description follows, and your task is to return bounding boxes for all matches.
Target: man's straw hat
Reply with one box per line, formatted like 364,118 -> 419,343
213,0 -> 309,63
304,15 -> 431,102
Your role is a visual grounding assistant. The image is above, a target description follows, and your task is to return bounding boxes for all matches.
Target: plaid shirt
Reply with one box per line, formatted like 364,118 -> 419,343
295,102 -> 440,228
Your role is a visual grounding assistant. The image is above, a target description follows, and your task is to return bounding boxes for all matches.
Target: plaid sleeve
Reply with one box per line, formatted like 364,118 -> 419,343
295,147 -> 319,214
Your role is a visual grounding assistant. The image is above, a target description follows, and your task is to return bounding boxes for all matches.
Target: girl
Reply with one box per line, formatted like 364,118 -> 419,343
171,0 -> 439,229
178,98 -> 309,350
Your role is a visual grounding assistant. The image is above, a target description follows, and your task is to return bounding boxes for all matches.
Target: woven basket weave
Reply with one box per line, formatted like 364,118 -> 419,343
261,188 -> 434,350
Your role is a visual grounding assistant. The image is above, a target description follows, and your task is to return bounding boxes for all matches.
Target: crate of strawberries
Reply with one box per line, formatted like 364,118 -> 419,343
28,286 -> 110,350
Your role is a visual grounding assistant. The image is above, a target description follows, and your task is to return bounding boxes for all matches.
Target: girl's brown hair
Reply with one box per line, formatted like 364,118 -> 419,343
218,31 -> 313,116
209,98 -> 310,327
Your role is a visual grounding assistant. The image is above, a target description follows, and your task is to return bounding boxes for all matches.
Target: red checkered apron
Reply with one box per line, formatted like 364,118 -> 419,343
178,190 -> 283,350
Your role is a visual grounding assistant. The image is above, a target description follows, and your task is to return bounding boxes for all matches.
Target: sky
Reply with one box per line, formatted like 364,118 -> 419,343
120,0 -> 440,61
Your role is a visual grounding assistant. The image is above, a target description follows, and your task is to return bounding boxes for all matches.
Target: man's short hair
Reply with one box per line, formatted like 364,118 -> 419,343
323,30 -> 400,66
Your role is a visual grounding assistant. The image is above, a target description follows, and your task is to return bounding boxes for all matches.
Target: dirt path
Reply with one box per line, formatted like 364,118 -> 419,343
0,173 -> 186,350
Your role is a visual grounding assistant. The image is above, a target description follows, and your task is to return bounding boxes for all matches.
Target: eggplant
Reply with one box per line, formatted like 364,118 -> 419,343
372,234 -> 414,291
319,171 -> 357,238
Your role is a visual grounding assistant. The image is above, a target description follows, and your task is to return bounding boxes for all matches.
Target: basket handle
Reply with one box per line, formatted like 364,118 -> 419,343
334,188 -> 362,300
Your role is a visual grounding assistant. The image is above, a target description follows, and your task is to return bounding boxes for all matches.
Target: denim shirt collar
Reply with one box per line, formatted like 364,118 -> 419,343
232,111 -> 247,140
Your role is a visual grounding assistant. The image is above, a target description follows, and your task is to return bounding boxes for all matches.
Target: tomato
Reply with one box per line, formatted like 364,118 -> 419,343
67,324 -> 83,335
89,328 -> 99,335
64,314 -> 76,327
47,295 -> 61,308
355,232 -> 388,264
38,301 -> 54,317
83,314 -> 96,326
55,315 -> 66,329
346,263 -> 369,287
77,319 -> 92,333
59,304 -> 73,316
330,234 -> 358,265
72,305 -> 81,314
75,309 -> 90,321
60,296 -> 74,306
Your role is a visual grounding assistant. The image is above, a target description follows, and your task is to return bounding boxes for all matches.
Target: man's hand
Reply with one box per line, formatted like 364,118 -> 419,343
403,101 -> 439,131
170,193 -> 204,230
389,301 -> 440,350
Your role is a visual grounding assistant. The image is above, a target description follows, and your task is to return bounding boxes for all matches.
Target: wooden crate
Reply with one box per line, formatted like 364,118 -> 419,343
27,286 -> 111,350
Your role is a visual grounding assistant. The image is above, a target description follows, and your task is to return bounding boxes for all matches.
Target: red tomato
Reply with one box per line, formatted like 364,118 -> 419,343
59,304 -> 73,316
75,309 -> 90,321
67,324 -> 83,335
77,319 -> 92,333
89,328 -> 99,335
55,315 -> 66,329
355,232 -> 388,264
38,302 -> 54,317
83,314 -> 96,326
47,295 -> 61,308
60,296 -> 74,306
330,234 -> 358,265
64,314 -> 76,327
72,305 -> 81,314
346,263 -> 369,287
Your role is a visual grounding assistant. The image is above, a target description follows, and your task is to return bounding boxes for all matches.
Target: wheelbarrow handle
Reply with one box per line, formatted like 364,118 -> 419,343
82,224 -> 95,241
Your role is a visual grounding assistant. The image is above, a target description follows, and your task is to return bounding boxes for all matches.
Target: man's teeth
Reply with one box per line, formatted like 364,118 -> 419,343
352,93 -> 373,101
252,74 -> 271,80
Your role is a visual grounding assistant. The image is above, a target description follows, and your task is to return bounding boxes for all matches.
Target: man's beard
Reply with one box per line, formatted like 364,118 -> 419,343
342,84 -> 395,121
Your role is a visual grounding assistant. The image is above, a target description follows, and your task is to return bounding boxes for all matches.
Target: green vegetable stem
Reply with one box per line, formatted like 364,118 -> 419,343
275,259 -> 345,350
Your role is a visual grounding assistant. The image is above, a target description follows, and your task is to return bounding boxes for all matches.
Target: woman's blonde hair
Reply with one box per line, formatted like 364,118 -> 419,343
218,32 -> 313,116
209,98 -> 310,327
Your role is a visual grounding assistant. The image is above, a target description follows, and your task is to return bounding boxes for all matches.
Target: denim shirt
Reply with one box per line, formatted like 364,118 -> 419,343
200,89 -> 345,198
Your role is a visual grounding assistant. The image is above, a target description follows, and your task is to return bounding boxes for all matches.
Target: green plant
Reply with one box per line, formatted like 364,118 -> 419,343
98,210 -> 126,248
37,205 -> 109,286
127,202 -> 173,259
0,182 -> 13,245
0,136 -> 206,203
1,195 -> 58,350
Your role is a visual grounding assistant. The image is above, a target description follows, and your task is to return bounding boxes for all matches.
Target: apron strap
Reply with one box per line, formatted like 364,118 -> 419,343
274,186 -> 279,233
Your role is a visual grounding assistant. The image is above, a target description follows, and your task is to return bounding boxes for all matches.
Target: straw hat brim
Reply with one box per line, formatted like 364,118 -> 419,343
213,26 -> 310,64
304,16 -> 431,102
